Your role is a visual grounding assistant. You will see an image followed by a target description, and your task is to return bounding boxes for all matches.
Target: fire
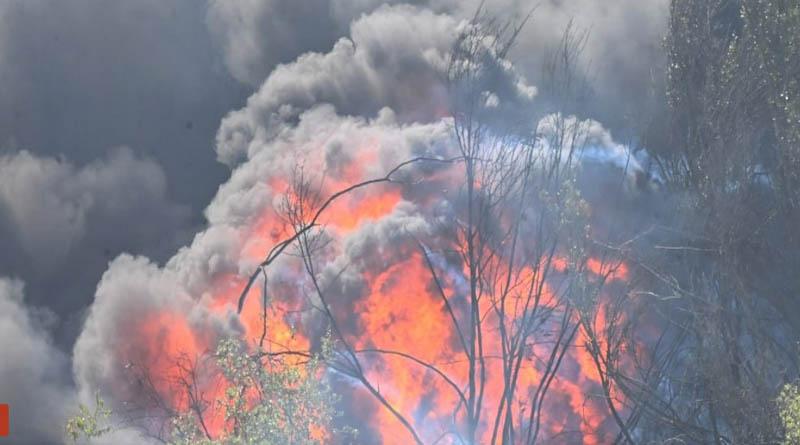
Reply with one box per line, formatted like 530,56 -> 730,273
106,144 -> 637,444
354,254 -> 465,441
327,187 -> 403,231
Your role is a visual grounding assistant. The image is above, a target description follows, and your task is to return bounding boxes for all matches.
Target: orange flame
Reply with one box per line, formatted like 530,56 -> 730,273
109,151 -> 637,444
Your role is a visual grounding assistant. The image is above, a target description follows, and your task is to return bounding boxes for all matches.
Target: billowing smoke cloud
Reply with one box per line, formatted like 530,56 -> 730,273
0,0 -> 248,347
214,5 -> 457,165
206,0 -> 340,87
206,0 -> 436,87
214,4 -> 544,166
0,278 -> 74,445
207,0 -> 668,132
0,148 -> 191,352
0,0 -> 663,312
0,149 -> 188,273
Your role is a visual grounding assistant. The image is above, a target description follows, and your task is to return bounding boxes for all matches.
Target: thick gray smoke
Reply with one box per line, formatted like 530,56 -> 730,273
0,279 -> 73,445
0,0 -> 246,349
207,0 -> 667,131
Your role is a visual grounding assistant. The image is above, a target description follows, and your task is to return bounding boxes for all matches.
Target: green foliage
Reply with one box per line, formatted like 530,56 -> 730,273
741,0 -> 800,209
779,383 -> 800,445
171,337 -> 350,445
65,392 -> 112,443
66,337 -> 352,445
547,176 -> 590,262
638,2 -> 800,443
